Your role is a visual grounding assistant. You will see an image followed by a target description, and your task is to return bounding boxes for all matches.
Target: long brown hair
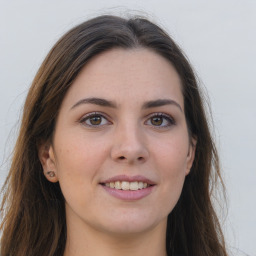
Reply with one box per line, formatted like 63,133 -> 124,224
1,15 -> 227,256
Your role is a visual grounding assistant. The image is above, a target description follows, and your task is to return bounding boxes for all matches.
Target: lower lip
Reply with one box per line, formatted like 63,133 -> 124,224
101,185 -> 155,201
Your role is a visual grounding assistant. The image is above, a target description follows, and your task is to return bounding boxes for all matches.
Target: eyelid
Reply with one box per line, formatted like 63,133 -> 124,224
79,111 -> 112,127
144,112 -> 176,127
78,111 -> 175,128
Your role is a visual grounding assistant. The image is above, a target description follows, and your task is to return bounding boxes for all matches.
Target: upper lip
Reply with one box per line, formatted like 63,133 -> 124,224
100,175 -> 156,185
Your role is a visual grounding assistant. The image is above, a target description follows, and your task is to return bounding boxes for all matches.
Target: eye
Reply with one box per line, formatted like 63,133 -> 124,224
80,112 -> 111,127
145,113 -> 175,128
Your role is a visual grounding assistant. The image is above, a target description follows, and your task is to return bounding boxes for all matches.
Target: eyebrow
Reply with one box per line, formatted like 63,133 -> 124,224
142,99 -> 183,112
70,97 -> 182,112
70,97 -> 117,110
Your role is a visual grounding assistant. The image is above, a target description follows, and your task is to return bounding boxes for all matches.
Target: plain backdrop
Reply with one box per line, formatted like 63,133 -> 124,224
0,1 -> 255,255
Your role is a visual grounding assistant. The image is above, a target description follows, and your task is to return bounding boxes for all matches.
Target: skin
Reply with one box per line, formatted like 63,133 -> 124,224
40,48 -> 196,256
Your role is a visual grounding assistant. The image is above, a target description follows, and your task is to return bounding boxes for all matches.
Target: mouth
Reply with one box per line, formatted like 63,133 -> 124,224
99,175 -> 156,200
101,181 -> 152,191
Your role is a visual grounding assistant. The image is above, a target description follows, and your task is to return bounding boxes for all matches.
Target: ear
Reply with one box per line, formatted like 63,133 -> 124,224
185,137 -> 197,175
38,142 -> 59,183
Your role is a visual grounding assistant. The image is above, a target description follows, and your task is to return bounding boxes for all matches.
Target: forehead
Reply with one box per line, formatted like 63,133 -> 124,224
62,48 -> 184,109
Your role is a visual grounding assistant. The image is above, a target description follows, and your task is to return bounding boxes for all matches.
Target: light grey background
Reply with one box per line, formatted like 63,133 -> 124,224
0,1 -> 255,255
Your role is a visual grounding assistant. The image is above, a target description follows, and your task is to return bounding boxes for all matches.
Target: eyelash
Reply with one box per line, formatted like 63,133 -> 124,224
79,112 -> 175,128
145,112 -> 176,128
79,112 -> 111,127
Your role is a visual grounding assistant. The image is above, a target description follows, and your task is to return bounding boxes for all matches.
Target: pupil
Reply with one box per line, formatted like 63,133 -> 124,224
90,116 -> 101,125
152,117 -> 163,126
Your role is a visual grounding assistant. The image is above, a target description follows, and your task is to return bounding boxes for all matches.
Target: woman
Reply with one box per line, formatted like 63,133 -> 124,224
0,15 -> 228,256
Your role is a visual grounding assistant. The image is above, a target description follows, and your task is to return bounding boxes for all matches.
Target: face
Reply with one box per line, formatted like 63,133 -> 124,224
40,48 -> 196,237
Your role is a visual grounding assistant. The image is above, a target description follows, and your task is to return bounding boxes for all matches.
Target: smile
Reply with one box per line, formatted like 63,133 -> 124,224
103,181 -> 150,191
100,175 -> 156,200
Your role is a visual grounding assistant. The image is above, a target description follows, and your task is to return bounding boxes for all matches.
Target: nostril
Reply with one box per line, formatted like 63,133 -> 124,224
119,156 -> 125,160
138,157 -> 144,161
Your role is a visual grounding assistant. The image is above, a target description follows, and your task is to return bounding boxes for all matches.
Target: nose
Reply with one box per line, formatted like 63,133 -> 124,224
110,123 -> 149,164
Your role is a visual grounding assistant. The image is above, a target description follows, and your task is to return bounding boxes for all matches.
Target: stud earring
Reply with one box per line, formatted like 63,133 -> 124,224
46,171 -> 56,177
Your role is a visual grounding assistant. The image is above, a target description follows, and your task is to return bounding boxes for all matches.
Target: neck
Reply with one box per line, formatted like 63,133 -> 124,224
63,219 -> 168,256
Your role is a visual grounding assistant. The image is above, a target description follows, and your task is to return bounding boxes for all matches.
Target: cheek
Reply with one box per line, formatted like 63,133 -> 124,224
152,134 -> 189,201
53,131 -> 109,185
154,134 -> 189,172
53,133 -> 109,210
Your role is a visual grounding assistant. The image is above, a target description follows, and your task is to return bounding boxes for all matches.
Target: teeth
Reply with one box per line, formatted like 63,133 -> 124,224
138,182 -> 144,189
104,181 -> 150,190
121,181 -> 130,190
115,181 -> 121,190
129,181 -> 138,190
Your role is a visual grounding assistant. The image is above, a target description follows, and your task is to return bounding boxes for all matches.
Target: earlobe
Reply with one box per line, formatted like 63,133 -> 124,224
38,142 -> 59,183
185,137 -> 197,175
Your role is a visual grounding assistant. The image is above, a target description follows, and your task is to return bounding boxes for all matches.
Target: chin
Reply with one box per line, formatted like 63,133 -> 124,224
96,210 -> 167,236
101,223 -> 156,237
